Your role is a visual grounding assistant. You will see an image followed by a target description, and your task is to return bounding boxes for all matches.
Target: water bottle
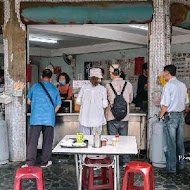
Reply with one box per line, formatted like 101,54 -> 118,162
92,127 -> 102,148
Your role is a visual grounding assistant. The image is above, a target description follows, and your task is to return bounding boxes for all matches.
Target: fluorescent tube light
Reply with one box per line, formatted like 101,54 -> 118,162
29,36 -> 57,43
128,25 -> 148,30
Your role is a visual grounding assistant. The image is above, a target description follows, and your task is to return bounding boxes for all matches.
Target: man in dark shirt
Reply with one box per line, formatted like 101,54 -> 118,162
135,63 -> 148,110
0,69 -> 4,84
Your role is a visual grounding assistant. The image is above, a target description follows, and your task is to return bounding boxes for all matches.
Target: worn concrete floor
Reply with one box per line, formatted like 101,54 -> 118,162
0,153 -> 190,190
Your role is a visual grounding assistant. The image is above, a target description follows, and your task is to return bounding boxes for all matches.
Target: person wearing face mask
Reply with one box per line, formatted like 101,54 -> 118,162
57,72 -> 73,100
159,65 -> 189,175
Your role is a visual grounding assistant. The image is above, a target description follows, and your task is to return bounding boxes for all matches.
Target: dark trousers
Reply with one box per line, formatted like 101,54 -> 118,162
107,120 -> 128,136
26,125 -> 54,166
107,120 -> 129,164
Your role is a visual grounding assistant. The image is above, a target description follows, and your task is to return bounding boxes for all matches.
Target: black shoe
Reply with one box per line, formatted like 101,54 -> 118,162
158,169 -> 176,175
177,167 -> 188,174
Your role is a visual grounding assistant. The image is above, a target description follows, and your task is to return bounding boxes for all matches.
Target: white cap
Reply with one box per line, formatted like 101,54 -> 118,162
89,68 -> 103,78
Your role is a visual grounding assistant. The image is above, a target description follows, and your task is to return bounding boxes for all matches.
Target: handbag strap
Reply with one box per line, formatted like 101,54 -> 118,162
39,82 -> 54,107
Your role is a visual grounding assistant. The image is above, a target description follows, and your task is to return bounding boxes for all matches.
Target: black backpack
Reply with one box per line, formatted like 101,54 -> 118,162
109,82 -> 128,121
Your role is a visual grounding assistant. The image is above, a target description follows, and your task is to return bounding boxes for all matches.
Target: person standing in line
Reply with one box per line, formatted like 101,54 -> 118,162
76,68 -> 108,135
159,65 -> 189,174
135,63 -> 148,110
22,69 -> 61,168
106,64 -> 133,165
77,68 -> 108,161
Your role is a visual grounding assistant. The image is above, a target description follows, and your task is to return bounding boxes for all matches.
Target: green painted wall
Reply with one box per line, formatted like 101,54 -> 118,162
21,4 -> 153,24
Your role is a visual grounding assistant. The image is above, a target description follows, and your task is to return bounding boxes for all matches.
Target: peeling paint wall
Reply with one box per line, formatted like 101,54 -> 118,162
2,0 -> 190,161
20,2 -> 153,24
148,0 -> 171,154
3,0 -> 26,161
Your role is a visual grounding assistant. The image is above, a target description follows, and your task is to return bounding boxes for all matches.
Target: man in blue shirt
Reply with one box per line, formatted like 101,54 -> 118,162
160,65 -> 189,174
22,69 -> 61,168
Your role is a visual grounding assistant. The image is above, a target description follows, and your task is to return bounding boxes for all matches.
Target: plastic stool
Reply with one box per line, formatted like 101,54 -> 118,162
122,161 -> 155,190
14,166 -> 45,190
82,156 -> 114,190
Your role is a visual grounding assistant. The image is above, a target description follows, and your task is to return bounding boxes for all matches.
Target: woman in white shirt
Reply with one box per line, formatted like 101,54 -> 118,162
76,68 -> 108,135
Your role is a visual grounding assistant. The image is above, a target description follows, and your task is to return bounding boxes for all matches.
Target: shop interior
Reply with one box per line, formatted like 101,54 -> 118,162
28,24 -> 149,105
26,24 -> 190,148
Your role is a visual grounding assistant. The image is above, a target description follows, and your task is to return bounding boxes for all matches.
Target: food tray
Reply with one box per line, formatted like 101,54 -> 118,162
60,138 -> 88,148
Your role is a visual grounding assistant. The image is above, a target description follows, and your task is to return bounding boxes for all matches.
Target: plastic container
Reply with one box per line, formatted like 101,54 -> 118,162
112,138 -> 117,146
0,112 -> 9,164
150,118 -> 166,168
13,89 -> 23,97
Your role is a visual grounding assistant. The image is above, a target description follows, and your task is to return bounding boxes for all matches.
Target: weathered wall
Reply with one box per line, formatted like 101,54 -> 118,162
148,0 -> 171,154
2,0 -> 190,161
20,1 -> 153,24
3,0 -> 26,161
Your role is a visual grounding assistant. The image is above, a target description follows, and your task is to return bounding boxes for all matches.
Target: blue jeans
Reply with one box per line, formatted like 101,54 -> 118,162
163,112 -> 185,172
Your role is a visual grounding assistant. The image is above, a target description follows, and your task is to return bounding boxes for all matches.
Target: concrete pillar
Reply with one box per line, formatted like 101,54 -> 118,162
148,0 -> 171,154
3,0 -> 26,161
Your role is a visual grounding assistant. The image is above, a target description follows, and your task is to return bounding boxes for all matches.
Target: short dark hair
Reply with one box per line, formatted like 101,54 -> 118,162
90,76 -> 100,87
57,72 -> 71,84
142,63 -> 148,70
120,71 -> 126,80
100,68 -> 105,75
164,65 -> 176,76
42,69 -> 52,78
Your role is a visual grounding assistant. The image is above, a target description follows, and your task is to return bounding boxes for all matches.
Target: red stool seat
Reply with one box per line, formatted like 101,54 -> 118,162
82,156 -> 114,190
122,161 -> 155,190
14,166 -> 45,190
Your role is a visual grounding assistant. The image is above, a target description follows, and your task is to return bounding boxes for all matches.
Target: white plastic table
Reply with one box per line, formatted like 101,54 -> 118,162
53,135 -> 138,190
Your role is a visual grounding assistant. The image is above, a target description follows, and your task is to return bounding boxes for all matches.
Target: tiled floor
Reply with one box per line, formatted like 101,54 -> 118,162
0,153 -> 190,190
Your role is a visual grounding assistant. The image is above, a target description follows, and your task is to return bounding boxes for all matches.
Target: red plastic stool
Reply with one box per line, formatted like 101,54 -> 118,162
122,162 -> 155,190
82,156 -> 114,190
14,166 -> 45,190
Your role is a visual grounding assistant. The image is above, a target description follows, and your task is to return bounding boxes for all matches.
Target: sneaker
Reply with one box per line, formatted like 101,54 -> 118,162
21,164 -> 28,168
41,161 -> 52,168
122,164 -> 127,168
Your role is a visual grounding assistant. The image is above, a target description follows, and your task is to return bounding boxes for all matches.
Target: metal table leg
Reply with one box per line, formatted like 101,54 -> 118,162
75,154 -> 83,190
75,154 -> 80,189
114,155 -> 117,190
79,155 -> 83,190
116,155 -> 120,190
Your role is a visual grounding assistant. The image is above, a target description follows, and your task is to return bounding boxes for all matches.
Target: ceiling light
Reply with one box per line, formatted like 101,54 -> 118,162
128,25 -> 148,30
29,36 -> 57,43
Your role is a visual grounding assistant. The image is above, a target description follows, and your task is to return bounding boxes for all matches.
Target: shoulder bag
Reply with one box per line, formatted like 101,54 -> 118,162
185,112 -> 190,125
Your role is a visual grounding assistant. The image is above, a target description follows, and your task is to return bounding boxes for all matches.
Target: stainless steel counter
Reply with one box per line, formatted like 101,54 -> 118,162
27,110 -> 147,150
